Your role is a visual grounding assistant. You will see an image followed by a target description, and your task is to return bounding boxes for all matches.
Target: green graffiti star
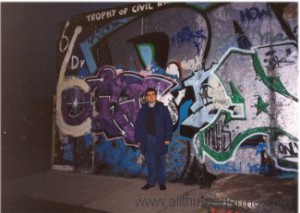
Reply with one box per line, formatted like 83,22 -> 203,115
254,96 -> 269,115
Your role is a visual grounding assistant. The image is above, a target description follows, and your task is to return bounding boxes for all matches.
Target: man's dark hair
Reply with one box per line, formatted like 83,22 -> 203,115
145,88 -> 157,95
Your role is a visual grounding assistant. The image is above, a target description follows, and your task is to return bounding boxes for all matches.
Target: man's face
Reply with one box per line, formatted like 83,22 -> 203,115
146,91 -> 157,104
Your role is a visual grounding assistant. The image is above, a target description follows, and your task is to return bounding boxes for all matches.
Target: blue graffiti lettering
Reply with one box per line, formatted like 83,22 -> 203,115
171,26 -> 207,54
212,161 -> 242,173
248,163 -> 269,174
240,6 -> 272,23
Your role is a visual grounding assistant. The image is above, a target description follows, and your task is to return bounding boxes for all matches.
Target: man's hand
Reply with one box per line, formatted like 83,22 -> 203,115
164,141 -> 170,145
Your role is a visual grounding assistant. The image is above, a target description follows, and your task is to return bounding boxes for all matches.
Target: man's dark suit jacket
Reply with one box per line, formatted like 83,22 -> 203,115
135,101 -> 173,155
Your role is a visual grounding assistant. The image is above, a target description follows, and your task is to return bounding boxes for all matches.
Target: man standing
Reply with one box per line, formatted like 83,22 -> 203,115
135,88 -> 173,190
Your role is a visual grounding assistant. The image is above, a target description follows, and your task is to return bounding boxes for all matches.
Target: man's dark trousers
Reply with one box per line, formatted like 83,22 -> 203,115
146,134 -> 166,186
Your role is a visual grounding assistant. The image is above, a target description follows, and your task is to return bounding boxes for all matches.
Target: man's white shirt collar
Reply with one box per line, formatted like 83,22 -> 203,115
148,102 -> 156,108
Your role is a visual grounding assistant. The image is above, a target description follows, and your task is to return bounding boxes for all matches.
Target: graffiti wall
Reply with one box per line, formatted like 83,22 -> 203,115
53,2 -> 298,181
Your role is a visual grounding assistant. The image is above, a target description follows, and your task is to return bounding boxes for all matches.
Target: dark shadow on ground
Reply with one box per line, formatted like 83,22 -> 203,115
2,196 -> 107,213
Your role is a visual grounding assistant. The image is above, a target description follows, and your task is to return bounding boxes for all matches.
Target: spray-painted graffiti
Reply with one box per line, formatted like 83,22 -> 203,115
60,66 -> 178,145
211,161 -> 269,175
54,2 -> 298,182
274,135 -> 298,162
171,26 -> 207,54
240,5 -> 272,23
180,55 -> 202,73
80,18 -> 133,73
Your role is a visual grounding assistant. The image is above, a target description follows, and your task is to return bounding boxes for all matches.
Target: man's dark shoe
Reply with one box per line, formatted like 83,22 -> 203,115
142,184 -> 154,190
159,184 -> 166,190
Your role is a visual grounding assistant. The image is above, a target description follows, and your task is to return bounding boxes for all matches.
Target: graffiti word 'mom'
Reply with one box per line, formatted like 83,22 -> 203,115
240,6 -> 272,23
